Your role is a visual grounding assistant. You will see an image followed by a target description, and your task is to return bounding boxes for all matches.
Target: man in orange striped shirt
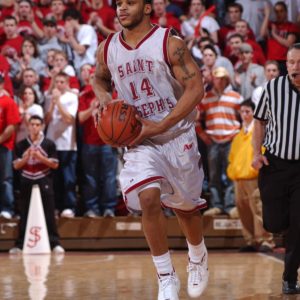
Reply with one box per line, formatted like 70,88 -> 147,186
196,67 -> 243,217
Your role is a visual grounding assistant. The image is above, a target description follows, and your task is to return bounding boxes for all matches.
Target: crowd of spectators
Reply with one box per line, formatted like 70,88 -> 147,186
0,0 -> 299,232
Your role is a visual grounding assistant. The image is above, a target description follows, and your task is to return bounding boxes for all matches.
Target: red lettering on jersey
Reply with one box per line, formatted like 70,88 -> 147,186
137,59 -> 145,72
148,102 -> 155,114
166,98 -> 175,109
145,60 -> 154,72
118,65 -> 125,78
156,99 -> 165,111
183,143 -> 193,151
141,103 -> 150,117
126,63 -> 133,75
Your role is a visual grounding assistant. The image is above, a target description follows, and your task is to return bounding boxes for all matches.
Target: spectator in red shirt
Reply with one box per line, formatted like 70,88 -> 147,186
225,33 -> 265,68
34,0 -> 52,19
151,0 -> 181,35
0,0 -> 15,23
81,0 -> 116,42
0,74 -> 21,219
1,16 -> 24,58
260,1 -> 299,74
218,3 -> 255,51
16,0 -> 44,39
78,65 -> 118,217
50,0 -> 66,39
0,55 -> 13,97
234,20 -> 266,66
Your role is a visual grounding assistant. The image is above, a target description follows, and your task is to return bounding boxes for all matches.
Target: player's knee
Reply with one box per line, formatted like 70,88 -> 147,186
139,194 -> 161,216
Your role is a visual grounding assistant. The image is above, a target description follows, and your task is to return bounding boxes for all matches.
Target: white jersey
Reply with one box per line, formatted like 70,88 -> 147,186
105,25 -> 196,143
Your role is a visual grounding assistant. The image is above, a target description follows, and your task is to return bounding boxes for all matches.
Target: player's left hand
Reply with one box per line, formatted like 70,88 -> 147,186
129,115 -> 164,146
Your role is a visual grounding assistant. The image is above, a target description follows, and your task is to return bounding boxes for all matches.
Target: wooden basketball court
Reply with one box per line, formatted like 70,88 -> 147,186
0,250 -> 295,300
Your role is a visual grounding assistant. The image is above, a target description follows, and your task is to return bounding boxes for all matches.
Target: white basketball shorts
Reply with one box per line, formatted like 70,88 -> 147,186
119,127 -> 207,213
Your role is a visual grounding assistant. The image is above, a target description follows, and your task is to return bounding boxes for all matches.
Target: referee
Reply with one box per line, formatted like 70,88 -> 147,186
252,43 -> 300,294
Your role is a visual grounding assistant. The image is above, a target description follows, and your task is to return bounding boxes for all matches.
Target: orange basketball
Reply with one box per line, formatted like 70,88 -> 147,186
97,100 -> 142,147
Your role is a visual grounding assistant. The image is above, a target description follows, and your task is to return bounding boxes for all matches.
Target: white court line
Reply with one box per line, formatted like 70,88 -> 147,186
55,254 -> 115,265
257,253 -> 284,264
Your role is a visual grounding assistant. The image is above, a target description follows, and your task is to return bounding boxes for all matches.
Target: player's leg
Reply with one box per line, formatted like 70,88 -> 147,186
175,209 -> 208,298
139,186 -> 180,300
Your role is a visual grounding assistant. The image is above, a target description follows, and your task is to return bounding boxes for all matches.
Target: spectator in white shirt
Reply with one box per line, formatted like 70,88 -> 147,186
252,60 -> 280,106
44,72 -> 78,218
63,8 -> 98,72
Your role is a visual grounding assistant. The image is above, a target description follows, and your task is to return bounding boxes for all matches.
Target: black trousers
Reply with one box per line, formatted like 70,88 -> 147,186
258,152 -> 300,282
16,176 -> 60,249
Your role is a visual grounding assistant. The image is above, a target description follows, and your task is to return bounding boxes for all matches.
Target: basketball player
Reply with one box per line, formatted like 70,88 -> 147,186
93,0 -> 208,298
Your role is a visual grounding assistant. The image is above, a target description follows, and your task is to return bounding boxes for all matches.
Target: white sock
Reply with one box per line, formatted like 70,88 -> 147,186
152,251 -> 173,275
187,239 -> 206,264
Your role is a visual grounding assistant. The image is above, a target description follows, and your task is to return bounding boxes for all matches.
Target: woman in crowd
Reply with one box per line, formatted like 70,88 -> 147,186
16,86 -> 44,143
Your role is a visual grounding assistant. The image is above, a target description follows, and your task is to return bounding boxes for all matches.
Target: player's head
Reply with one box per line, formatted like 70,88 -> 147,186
116,0 -> 152,29
287,43 -> 300,88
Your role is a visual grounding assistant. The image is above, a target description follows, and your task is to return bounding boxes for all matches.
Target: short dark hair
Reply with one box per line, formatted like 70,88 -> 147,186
203,44 -> 218,57
19,0 -> 33,6
227,3 -> 243,13
63,8 -> 82,23
265,60 -> 280,69
288,43 -> 300,53
55,71 -> 70,81
241,99 -> 255,111
228,33 -> 244,42
4,16 -> 18,24
275,1 -> 288,12
144,0 -> 152,4
29,115 -> 44,124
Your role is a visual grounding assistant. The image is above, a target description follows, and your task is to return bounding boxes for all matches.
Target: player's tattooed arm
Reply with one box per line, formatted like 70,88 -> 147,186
93,41 -> 113,104
92,41 -> 113,125
172,45 -> 196,82
155,36 -> 204,131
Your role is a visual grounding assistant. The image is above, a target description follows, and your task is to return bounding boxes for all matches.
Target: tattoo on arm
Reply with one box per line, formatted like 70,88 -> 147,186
173,46 -> 196,82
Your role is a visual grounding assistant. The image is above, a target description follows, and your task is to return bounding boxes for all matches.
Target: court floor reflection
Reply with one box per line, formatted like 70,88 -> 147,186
0,251 -> 298,300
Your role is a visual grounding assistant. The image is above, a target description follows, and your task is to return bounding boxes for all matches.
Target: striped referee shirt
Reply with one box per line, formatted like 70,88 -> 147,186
254,75 -> 300,160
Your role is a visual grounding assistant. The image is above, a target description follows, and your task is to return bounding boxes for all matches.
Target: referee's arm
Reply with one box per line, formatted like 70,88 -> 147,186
252,120 -> 269,170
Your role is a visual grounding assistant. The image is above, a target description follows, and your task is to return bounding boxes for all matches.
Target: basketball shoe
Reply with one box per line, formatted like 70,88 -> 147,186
157,271 -> 180,300
187,249 -> 209,298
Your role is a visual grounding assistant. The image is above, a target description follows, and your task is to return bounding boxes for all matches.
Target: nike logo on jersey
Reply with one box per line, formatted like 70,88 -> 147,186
183,143 -> 193,151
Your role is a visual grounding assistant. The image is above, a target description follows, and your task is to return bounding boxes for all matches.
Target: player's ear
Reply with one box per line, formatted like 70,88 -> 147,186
144,3 -> 152,15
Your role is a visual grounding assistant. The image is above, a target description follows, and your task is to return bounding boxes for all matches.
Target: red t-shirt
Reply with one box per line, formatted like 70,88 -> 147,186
0,6 -> 14,22
267,21 -> 299,61
18,18 -> 43,37
151,13 -> 181,35
81,3 -> 115,29
0,55 -> 13,97
0,36 -> 24,57
0,95 -> 21,150
78,85 -> 105,146
218,24 -> 256,51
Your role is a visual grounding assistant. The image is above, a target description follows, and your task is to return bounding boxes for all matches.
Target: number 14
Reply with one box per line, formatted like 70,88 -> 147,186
129,78 -> 155,100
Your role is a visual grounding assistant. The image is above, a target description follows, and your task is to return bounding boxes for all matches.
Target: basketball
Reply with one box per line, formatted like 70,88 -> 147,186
97,100 -> 142,147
